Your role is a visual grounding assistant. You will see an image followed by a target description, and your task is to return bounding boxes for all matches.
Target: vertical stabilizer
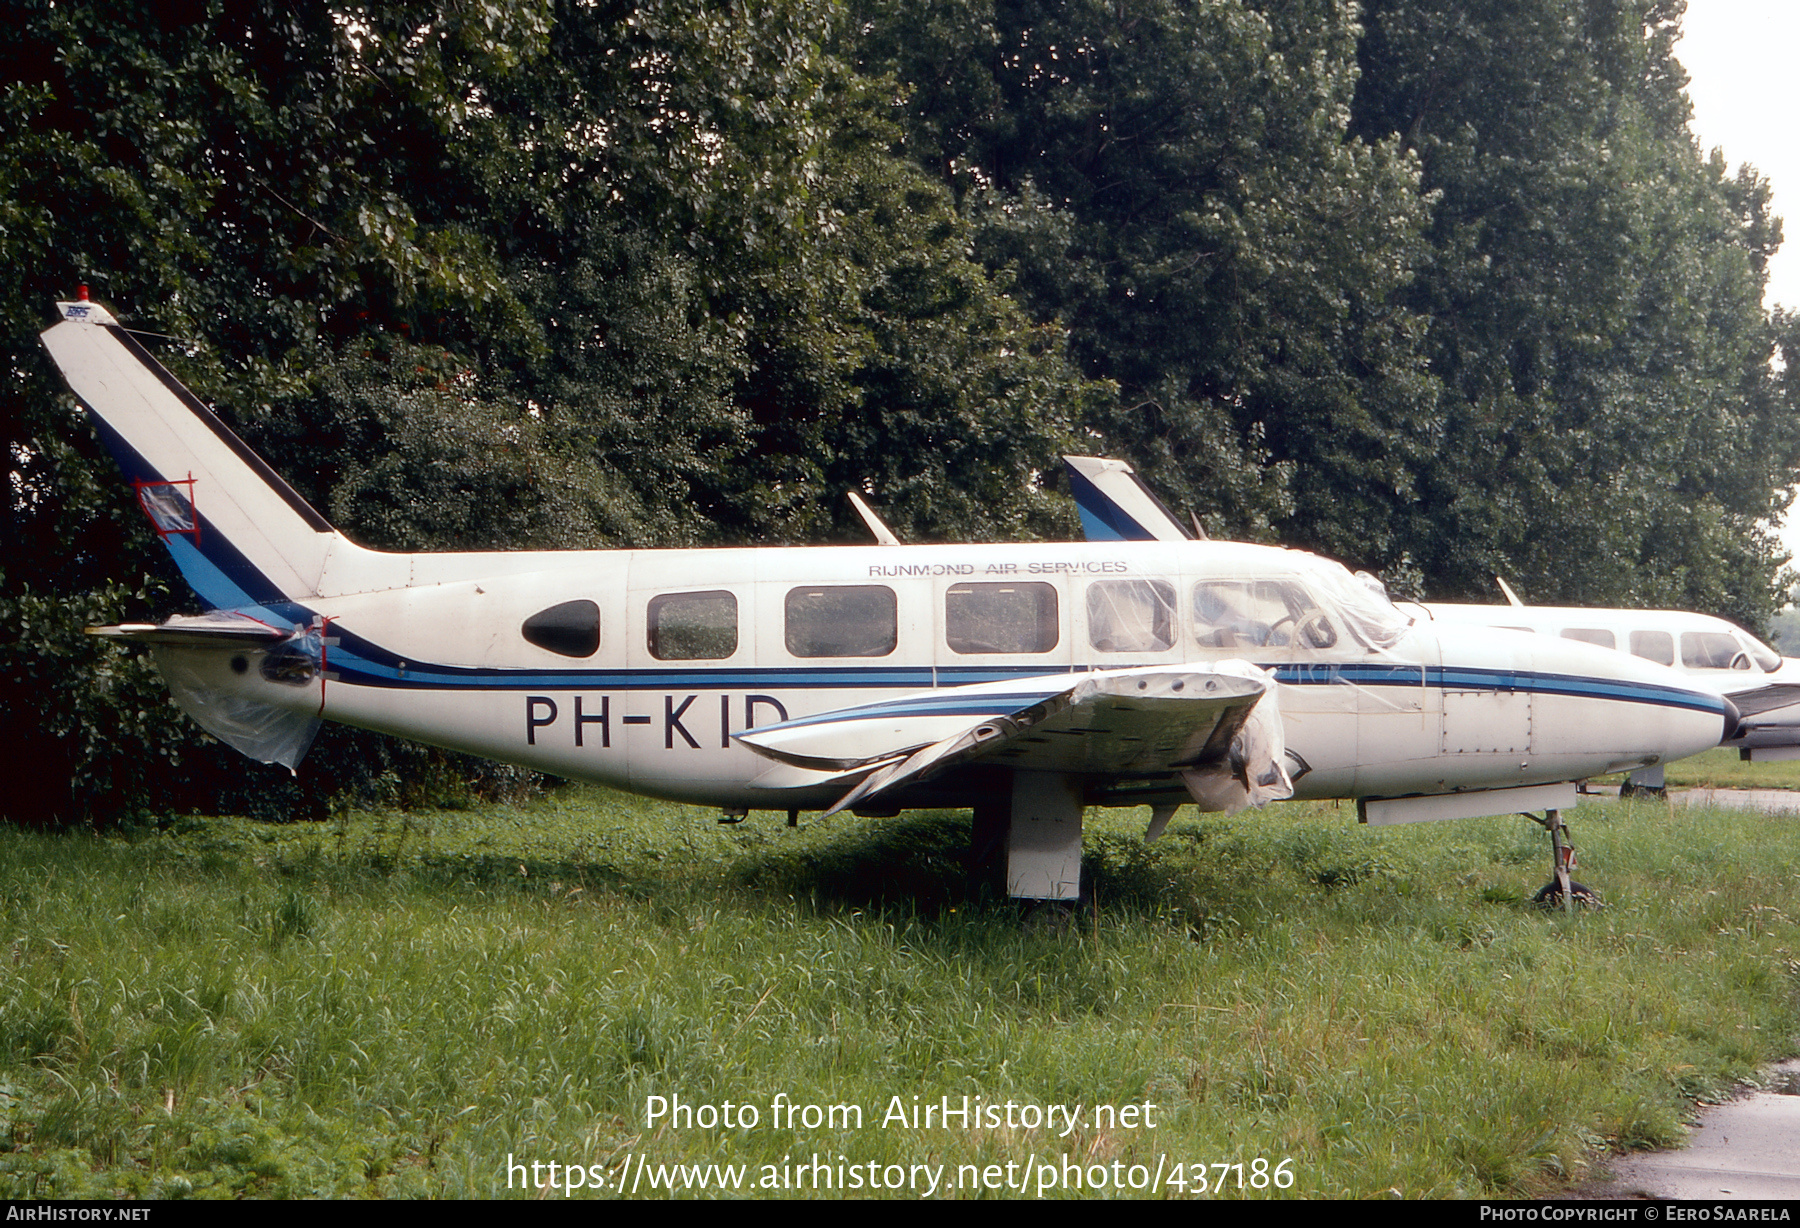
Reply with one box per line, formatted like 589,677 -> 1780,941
1062,455 -> 1192,543
40,300 -> 337,608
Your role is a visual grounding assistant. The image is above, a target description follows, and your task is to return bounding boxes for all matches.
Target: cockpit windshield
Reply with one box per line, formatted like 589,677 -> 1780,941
1737,631 -> 1783,673
1193,579 -> 1338,650
1188,556 -> 1413,655
1293,557 -> 1413,650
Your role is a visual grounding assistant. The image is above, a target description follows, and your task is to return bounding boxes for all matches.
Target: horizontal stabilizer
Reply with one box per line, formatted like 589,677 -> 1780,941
88,611 -> 291,647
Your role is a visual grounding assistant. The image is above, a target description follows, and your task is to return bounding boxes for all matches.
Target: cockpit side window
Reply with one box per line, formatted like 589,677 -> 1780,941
785,586 -> 897,657
946,582 -> 1058,654
522,599 -> 601,658
1193,579 -> 1338,651
648,590 -> 738,660
1630,630 -> 1674,666
1087,579 -> 1176,652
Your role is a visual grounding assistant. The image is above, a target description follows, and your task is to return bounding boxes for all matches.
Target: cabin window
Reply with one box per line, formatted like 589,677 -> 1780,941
945,583 -> 1058,654
1630,630 -> 1674,666
785,586 -> 897,657
1561,628 -> 1615,649
1193,579 -> 1338,651
1088,579 -> 1176,652
522,599 -> 601,658
648,590 -> 738,660
1682,631 -> 1750,670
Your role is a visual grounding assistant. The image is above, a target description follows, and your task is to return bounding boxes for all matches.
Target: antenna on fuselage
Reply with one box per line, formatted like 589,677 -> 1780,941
1496,577 -> 1526,607
848,491 -> 902,546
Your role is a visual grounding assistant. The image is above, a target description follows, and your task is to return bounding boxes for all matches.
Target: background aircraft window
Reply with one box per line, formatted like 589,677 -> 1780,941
1193,579 -> 1337,650
1561,628 -> 1615,649
521,599 -> 601,658
1088,579 -> 1176,652
648,590 -> 738,660
1630,630 -> 1674,665
945,582 -> 1058,654
785,586 -> 897,657
1682,631 -> 1751,670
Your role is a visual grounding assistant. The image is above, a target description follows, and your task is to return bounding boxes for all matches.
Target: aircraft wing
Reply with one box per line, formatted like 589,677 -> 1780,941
735,668 -> 1268,816
1722,682 -> 1800,720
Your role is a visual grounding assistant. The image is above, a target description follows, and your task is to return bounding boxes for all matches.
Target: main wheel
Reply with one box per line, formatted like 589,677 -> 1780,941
1532,880 -> 1601,909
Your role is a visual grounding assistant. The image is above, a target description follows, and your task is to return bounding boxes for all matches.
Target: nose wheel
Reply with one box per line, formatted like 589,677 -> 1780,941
1526,808 -> 1600,911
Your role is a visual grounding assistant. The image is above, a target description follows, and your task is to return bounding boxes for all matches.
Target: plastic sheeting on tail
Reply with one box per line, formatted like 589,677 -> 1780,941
151,630 -> 322,770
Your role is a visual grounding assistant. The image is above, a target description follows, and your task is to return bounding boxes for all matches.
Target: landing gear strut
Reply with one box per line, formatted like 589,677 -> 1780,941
967,772 -> 1086,904
1526,808 -> 1599,912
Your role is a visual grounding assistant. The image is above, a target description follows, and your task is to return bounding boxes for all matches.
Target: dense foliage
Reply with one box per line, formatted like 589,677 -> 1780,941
2,0 -> 1795,819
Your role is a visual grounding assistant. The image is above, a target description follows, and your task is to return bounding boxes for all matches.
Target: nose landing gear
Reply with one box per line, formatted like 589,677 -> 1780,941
1526,808 -> 1600,911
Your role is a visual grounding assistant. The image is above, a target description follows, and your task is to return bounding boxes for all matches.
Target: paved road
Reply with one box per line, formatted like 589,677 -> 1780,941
1673,787 -> 1800,814
1582,1062 -> 1800,1199
1578,788 -> 1798,1199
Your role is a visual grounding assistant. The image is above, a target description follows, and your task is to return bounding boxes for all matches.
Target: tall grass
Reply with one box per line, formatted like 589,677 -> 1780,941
0,784 -> 1795,1198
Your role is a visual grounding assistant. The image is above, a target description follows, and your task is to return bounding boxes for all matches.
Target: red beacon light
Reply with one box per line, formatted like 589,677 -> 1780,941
77,284 -> 89,301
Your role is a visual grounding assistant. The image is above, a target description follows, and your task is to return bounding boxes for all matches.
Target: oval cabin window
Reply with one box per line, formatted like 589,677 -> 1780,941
522,599 -> 601,658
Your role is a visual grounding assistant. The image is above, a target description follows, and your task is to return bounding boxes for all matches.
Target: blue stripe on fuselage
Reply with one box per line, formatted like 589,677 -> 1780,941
1265,661 -> 1723,716
309,641 -> 1727,721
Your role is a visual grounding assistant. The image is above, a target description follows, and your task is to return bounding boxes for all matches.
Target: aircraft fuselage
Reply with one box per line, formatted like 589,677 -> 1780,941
154,538 -> 1732,813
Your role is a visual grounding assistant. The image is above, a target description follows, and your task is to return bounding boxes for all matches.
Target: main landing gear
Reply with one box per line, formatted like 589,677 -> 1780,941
1525,808 -> 1600,913
967,772 -> 1086,905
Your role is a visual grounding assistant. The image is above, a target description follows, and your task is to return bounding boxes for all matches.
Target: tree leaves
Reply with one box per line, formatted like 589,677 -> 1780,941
3,0 -> 1794,820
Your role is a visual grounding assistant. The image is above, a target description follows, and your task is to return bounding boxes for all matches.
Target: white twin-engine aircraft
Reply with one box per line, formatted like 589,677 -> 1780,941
44,297 -> 1736,903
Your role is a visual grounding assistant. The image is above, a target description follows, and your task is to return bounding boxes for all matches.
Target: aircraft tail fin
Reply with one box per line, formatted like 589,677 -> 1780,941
40,298 -> 339,609
1062,455 -> 1192,543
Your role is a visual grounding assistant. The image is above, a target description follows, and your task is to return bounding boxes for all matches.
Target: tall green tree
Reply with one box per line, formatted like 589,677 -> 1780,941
1,0 -> 1097,819
852,0 -> 1441,565
1350,0 -> 1796,623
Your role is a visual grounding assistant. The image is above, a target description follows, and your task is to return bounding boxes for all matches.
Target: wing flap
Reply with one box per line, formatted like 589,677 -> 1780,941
734,677 -> 1081,771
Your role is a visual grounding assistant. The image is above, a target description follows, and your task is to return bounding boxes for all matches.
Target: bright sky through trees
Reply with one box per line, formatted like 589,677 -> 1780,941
1677,1 -> 1800,568
1678,0 -> 1797,312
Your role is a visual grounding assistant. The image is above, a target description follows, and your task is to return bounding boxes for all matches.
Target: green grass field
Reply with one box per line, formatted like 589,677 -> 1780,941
1659,746 -> 1800,789
2,764 -> 1797,1199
